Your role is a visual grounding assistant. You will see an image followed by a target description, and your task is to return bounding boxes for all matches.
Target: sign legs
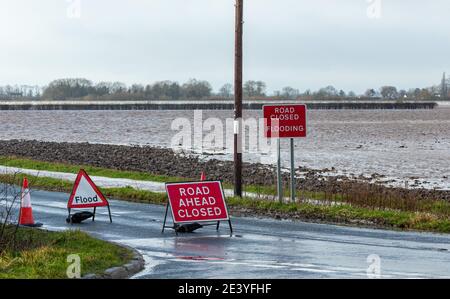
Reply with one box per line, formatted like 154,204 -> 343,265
162,203 -> 170,233
107,204 -> 112,223
68,208 -> 72,225
277,138 -> 283,203
162,203 -> 233,235
68,206 -> 111,224
290,138 -> 296,202
228,220 -> 233,234
276,138 -> 297,203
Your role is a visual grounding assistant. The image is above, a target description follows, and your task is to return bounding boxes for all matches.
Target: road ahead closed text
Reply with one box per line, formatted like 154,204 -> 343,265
166,181 -> 229,223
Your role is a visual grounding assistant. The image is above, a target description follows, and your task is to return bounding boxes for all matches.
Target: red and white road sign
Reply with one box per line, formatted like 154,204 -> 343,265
263,104 -> 307,138
68,169 -> 109,209
165,181 -> 229,224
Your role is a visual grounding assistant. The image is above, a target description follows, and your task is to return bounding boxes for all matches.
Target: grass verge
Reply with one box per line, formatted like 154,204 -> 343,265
1,172 -> 449,234
0,227 -> 133,279
0,156 -> 290,198
227,197 -> 450,233
0,156 -> 187,183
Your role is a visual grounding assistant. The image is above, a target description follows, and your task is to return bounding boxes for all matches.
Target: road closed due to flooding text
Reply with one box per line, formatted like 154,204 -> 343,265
165,181 -> 229,223
264,104 -> 307,138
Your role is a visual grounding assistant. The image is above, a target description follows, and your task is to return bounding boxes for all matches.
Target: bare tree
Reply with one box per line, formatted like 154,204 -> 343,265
0,171 -> 23,253
380,86 -> 398,99
144,81 -> 181,100
281,86 -> 299,99
110,82 -> 127,94
365,89 -> 377,98
399,89 -> 407,99
255,81 -> 266,96
95,82 -> 114,96
313,85 -> 338,98
243,80 -> 266,97
42,78 -> 94,100
348,91 -> 357,98
130,84 -> 145,95
219,83 -> 233,98
182,79 -> 212,99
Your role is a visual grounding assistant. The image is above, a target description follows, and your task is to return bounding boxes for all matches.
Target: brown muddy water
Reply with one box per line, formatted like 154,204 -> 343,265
0,108 -> 449,190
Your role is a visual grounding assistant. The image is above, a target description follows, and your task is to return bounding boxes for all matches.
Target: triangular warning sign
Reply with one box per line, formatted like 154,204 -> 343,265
68,169 -> 109,209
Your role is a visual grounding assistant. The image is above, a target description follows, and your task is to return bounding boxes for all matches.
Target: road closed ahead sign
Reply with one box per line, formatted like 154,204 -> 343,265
165,181 -> 229,224
264,104 -> 307,138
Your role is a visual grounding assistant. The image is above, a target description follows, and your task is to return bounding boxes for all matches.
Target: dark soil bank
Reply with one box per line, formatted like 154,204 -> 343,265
0,139 -> 448,201
0,140 -> 279,185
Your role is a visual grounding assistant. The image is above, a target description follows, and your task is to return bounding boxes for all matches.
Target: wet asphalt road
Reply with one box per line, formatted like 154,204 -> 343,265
19,189 -> 450,279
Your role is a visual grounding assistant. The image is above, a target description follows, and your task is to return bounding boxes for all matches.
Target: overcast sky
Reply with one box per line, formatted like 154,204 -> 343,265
1,0 -> 449,94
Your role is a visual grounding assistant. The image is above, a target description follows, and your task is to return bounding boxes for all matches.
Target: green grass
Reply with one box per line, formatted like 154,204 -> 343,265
0,156 -> 328,200
226,197 -> 450,233
0,227 -> 133,279
242,184 -> 333,201
0,156 -> 186,183
0,172 -> 167,206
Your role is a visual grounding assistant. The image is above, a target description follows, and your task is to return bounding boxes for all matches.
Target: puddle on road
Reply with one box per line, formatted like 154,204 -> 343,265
176,256 -> 225,261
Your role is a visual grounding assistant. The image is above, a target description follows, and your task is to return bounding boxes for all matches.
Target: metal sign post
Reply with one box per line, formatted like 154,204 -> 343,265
290,138 -> 295,202
263,104 -> 307,204
277,138 -> 283,203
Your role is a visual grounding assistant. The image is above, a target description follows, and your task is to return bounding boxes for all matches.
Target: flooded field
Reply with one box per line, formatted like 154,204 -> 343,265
0,108 -> 449,190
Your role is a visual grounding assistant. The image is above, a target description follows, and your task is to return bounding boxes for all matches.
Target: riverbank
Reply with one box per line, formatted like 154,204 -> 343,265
0,227 -> 135,279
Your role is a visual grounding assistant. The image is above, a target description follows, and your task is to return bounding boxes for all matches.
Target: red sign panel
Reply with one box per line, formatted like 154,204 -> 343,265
165,181 -> 229,224
263,104 -> 307,138
68,170 -> 109,209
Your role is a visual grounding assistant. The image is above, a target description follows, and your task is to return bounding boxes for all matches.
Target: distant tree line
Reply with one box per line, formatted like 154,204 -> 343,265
0,85 -> 41,99
1,74 -> 449,101
41,78 -> 213,101
364,85 -> 449,101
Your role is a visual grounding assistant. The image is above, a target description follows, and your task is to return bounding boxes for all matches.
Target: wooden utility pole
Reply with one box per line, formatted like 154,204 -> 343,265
234,0 -> 243,197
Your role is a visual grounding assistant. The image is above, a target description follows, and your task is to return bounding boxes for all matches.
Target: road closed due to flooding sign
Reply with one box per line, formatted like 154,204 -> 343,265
163,181 -> 232,233
263,104 -> 307,138
263,104 -> 307,203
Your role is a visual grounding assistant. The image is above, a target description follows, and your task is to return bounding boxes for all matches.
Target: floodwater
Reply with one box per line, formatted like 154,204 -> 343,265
0,107 -> 449,190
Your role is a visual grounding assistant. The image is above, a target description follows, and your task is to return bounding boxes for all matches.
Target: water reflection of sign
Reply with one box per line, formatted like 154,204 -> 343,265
174,238 -> 226,261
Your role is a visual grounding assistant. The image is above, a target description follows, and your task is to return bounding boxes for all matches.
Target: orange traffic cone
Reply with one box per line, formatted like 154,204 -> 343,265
200,172 -> 206,181
19,178 -> 42,227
